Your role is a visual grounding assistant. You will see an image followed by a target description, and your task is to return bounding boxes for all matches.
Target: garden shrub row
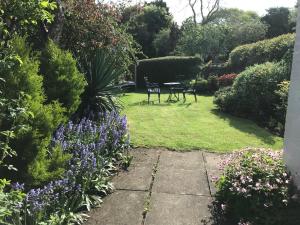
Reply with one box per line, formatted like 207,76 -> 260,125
214,61 -> 291,135
229,33 -> 295,72
136,56 -> 201,87
214,148 -> 300,225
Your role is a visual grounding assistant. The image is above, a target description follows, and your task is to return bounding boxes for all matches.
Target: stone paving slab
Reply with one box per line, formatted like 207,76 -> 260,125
130,148 -> 160,168
159,151 -> 205,170
85,149 -> 224,225
112,165 -> 153,191
145,192 -> 212,225
85,190 -> 146,225
152,167 -> 210,196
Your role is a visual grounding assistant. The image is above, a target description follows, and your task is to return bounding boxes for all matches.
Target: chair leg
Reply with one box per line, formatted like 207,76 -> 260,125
158,92 -> 160,103
194,92 -> 197,102
183,92 -> 186,101
148,92 -> 150,104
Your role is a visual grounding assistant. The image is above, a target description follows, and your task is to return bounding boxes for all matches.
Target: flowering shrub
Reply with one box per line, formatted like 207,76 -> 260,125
214,148 -> 297,225
3,112 -> 130,224
218,73 -> 238,87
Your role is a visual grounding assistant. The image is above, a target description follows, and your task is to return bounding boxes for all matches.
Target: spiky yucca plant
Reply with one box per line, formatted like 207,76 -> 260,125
79,49 -> 123,116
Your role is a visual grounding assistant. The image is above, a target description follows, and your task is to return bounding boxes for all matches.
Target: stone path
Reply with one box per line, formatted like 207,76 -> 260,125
85,149 -> 225,225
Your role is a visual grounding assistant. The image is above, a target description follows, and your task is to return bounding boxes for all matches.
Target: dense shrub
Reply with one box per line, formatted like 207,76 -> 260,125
214,62 -> 290,128
194,79 -> 208,94
136,56 -> 201,87
201,61 -> 231,78
207,75 -> 219,92
228,33 -> 295,71
0,36 -> 68,185
218,74 -> 238,87
2,112 -> 130,224
40,40 -> 86,116
214,87 -> 237,112
214,148 -> 298,225
272,80 -> 290,135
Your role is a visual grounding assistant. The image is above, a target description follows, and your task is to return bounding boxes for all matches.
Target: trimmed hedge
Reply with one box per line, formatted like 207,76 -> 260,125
136,56 -> 201,87
228,33 -> 295,72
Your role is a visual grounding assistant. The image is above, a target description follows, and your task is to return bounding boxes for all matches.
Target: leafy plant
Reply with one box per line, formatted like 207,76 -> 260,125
40,40 -> 86,117
0,179 -> 25,225
79,49 -> 124,115
214,148 -> 296,225
0,36 -> 68,185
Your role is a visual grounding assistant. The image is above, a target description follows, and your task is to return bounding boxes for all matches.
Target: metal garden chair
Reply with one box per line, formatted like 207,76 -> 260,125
144,76 -> 160,104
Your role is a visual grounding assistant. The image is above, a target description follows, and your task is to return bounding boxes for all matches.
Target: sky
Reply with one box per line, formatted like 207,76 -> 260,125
130,0 -> 297,25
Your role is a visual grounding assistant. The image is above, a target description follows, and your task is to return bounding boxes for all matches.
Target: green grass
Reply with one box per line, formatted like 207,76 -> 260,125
121,93 -> 283,152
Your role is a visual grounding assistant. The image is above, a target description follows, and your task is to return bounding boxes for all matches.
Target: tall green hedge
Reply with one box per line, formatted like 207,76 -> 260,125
136,56 -> 201,87
228,33 -> 295,71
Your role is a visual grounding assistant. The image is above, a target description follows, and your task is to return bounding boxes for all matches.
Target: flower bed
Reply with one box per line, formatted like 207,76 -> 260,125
213,148 -> 300,225
4,112 -> 130,224
218,73 -> 238,87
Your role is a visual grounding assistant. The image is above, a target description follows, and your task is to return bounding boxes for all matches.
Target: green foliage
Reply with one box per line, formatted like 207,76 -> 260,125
193,76 -> 219,94
0,179 -> 25,225
207,75 -> 219,92
152,23 -> 180,57
273,80 -> 290,135
209,8 -> 267,53
177,9 -> 267,61
176,23 -> 229,61
136,56 -> 201,87
40,40 -> 86,116
215,148 -> 296,225
0,90 -> 33,171
123,2 -> 173,57
201,61 -> 231,78
194,79 -> 208,94
213,86 -> 237,112
0,0 -> 57,39
0,36 -> 68,185
79,49 -> 124,115
214,61 -> 290,134
262,7 -> 293,38
60,0 -> 138,78
229,33 -> 295,71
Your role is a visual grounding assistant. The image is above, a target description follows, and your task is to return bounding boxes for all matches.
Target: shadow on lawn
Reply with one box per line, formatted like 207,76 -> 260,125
211,109 -> 279,146
128,99 -> 194,108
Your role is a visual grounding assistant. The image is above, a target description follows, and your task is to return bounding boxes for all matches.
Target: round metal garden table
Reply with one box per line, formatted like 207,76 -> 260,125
164,82 -> 183,102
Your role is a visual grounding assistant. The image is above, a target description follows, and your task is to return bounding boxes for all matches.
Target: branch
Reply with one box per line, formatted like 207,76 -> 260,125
204,0 -> 220,24
199,0 -> 205,24
188,0 -> 197,25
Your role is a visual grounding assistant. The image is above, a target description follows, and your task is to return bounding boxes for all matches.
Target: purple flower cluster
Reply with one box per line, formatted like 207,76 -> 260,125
26,179 -> 77,213
24,112 -> 129,218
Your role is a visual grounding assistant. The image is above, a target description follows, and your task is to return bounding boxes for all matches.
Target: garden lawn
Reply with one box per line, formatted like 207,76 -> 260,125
121,93 -> 283,152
